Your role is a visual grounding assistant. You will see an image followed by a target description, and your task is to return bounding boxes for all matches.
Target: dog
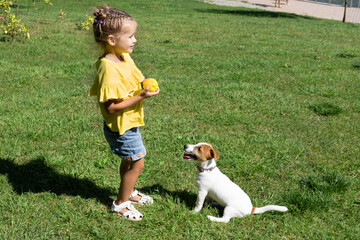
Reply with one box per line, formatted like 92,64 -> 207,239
183,142 -> 288,223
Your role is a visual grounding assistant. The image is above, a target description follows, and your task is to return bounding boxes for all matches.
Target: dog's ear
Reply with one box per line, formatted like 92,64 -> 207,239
209,149 -> 219,161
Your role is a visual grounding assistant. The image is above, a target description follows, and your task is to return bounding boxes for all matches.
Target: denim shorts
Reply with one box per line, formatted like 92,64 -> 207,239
103,122 -> 146,162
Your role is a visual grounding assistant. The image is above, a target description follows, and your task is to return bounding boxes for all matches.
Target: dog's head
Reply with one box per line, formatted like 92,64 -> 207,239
183,143 -> 219,162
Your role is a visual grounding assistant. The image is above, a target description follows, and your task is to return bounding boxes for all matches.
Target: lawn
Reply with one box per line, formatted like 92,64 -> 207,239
0,0 -> 359,239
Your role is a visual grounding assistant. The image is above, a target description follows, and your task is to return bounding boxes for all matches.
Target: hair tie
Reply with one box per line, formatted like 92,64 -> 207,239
94,19 -> 103,24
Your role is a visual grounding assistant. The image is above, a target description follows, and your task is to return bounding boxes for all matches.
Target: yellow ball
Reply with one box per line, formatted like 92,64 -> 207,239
142,78 -> 159,92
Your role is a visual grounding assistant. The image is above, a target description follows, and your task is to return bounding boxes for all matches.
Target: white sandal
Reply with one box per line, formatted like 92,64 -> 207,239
129,189 -> 154,205
111,201 -> 143,221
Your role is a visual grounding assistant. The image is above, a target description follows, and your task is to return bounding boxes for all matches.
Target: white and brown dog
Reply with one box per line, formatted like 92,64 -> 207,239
184,142 -> 288,223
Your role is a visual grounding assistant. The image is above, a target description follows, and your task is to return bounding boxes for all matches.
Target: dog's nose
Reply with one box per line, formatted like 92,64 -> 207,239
184,145 -> 188,150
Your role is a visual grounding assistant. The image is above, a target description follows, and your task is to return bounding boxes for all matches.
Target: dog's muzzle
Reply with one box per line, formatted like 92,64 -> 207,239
183,145 -> 197,160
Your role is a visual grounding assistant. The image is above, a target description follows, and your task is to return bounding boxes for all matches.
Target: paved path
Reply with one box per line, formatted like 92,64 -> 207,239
205,0 -> 360,24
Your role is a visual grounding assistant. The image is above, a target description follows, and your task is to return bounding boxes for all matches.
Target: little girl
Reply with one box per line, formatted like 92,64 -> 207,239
89,5 -> 159,221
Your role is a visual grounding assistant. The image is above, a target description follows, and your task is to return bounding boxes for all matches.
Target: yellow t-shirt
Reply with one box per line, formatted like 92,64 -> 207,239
89,53 -> 145,135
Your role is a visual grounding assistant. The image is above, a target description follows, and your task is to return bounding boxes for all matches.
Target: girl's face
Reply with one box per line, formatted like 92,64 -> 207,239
113,20 -> 137,54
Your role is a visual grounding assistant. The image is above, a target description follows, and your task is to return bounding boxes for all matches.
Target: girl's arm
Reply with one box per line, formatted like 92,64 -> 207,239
104,86 -> 159,114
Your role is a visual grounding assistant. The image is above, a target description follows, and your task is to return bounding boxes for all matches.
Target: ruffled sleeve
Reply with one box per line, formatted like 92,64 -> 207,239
96,84 -> 129,103
89,58 -> 133,102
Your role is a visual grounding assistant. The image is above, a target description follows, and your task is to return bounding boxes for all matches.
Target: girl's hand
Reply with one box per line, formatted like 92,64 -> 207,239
104,87 -> 160,114
139,86 -> 160,99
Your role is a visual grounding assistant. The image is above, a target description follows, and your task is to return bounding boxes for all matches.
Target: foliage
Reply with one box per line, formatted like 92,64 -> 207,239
58,8 -> 65,19
76,14 -> 93,31
76,0 -> 93,31
0,0 -> 28,40
0,0 -> 53,41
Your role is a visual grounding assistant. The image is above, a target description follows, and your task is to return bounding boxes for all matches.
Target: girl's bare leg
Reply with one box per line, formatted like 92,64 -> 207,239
115,158 -> 144,206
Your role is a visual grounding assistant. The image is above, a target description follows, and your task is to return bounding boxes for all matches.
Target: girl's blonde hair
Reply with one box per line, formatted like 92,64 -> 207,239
93,5 -> 134,47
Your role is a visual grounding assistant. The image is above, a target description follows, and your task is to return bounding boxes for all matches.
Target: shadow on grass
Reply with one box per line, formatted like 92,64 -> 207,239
140,184 -> 197,209
140,184 -> 225,217
0,157 -> 113,206
196,8 -> 314,20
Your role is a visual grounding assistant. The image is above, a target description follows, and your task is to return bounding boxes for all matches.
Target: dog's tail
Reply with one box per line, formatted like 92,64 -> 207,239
251,205 -> 288,214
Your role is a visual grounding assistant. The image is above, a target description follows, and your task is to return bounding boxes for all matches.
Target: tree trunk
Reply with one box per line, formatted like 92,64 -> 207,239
343,0 -> 348,22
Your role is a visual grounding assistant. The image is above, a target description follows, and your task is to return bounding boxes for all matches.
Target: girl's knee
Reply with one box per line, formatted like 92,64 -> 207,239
133,158 -> 144,172
137,158 -> 145,168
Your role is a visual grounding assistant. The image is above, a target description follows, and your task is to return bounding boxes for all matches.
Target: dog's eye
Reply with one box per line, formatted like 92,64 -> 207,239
198,147 -> 201,152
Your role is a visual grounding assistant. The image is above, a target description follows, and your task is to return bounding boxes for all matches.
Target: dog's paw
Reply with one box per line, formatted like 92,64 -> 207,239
191,209 -> 199,214
207,215 -> 230,223
207,215 -> 215,221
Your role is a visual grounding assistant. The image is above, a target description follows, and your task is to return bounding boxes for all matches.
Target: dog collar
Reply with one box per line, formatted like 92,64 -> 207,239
197,165 -> 216,172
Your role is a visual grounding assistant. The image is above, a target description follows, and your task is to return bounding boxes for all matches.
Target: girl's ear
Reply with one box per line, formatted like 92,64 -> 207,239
107,35 -> 116,46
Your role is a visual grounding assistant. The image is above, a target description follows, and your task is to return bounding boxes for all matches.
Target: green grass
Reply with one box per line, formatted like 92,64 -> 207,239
1,0 -> 360,239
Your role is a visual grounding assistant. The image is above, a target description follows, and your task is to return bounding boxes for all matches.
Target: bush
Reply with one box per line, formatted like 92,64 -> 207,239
76,15 -> 94,31
0,0 -> 53,41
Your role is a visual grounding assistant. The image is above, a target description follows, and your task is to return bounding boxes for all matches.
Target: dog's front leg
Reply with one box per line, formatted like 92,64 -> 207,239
193,190 -> 207,213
